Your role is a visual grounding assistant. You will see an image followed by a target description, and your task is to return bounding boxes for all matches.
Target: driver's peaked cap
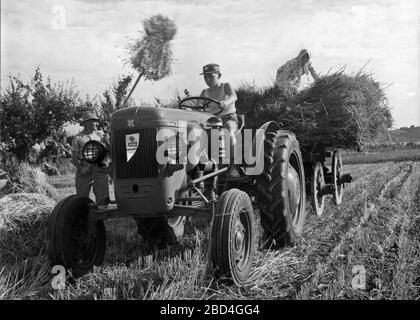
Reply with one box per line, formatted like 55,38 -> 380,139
199,63 -> 220,75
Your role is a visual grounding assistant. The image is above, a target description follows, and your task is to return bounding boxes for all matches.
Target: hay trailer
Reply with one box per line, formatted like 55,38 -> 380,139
300,137 -> 353,216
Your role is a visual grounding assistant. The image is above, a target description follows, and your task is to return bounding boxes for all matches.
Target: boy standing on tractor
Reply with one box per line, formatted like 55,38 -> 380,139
199,63 -> 240,176
71,112 -> 110,204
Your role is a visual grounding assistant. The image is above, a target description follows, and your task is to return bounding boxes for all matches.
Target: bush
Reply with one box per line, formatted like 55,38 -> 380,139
0,67 -> 89,162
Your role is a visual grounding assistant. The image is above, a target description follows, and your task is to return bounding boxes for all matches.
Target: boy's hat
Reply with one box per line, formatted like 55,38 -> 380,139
80,111 -> 100,124
199,63 -> 220,75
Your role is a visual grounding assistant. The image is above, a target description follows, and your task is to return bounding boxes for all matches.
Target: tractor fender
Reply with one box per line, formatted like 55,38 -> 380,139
245,121 -> 281,175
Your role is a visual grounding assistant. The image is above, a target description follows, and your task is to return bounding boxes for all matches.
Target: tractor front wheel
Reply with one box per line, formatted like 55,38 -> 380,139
47,195 -> 106,277
211,188 -> 256,286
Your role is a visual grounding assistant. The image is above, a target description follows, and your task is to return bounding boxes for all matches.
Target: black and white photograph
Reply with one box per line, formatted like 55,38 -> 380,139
0,0 -> 419,304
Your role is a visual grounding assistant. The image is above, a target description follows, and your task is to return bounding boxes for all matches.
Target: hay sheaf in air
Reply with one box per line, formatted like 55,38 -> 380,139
143,15 -> 177,41
126,15 -> 177,81
237,70 -> 392,150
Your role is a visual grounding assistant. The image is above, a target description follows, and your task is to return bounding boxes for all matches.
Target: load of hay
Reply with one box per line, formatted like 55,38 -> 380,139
237,70 -> 392,150
0,192 -> 54,298
0,193 -> 54,263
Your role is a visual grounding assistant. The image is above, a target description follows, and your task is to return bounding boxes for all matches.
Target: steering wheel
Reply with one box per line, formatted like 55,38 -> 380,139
177,97 -> 225,115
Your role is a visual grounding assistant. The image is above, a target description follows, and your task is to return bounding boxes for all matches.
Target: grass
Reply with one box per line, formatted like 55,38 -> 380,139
312,162 -> 420,299
342,148 -> 420,165
1,160 -> 420,300
49,232 -> 211,300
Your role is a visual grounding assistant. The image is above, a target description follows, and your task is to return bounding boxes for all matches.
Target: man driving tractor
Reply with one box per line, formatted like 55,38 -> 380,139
199,63 -> 241,177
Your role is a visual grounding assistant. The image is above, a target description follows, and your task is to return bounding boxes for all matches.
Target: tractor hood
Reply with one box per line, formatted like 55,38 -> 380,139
111,106 -> 213,130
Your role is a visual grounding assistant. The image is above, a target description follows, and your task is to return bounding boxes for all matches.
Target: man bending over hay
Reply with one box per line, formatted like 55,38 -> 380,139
275,49 -> 319,98
71,112 -> 110,204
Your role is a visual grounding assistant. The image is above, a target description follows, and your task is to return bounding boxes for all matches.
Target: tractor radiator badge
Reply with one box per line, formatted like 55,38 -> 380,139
125,133 -> 139,161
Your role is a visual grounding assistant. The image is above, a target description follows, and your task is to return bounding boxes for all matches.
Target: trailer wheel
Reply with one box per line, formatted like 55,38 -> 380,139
211,188 -> 256,286
135,216 -> 186,249
47,195 -> 106,277
256,130 -> 306,248
310,161 -> 326,216
332,150 -> 343,205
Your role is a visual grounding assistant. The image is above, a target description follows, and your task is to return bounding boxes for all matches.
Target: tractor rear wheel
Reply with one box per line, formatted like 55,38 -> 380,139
256,130 -> 306,248
135,216 -> 186,249
211,188 -> 256,286
47,195 -> 106,277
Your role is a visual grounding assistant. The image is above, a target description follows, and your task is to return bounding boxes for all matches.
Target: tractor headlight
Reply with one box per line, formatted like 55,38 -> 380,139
82,140 -> 107,164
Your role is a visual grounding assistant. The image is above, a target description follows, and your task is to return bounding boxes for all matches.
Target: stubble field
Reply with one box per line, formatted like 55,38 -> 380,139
1,160 -> 419,300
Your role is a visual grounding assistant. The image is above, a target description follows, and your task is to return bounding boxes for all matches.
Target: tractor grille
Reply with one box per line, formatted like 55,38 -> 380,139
113,128 -> 158,179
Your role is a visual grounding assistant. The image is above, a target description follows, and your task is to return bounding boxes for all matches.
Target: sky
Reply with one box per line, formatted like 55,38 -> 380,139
1,0 -> 419,128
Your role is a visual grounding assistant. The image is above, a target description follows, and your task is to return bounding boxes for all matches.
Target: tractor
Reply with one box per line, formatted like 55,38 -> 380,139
47,97 -> 307,286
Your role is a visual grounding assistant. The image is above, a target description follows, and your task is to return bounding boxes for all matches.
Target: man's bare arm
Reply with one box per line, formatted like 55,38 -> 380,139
71,136 -> 81,169
308,63 -> 320,81
71,151 -> 82,170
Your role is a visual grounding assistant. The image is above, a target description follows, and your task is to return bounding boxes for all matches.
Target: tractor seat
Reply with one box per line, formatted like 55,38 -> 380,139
207,114 -> 245,135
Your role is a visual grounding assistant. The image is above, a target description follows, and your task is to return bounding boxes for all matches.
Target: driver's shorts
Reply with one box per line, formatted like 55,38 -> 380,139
220,113 -> 238,132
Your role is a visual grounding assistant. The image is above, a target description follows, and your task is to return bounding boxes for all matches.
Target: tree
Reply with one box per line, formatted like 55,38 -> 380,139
0,67 -> 88,162
95,74 -> 134,133
0,74 -> 34,162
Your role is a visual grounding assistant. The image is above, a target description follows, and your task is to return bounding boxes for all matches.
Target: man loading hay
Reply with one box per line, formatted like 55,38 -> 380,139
71,112 -> 110,204
275,49 -> 319,98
